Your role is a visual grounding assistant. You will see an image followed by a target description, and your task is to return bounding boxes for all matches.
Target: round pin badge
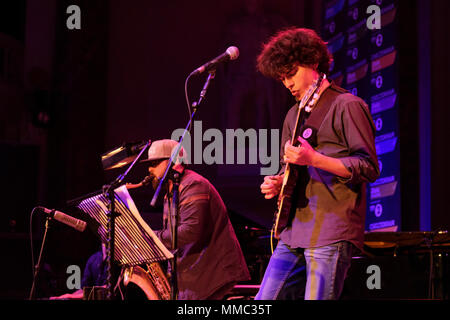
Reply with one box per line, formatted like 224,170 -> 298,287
302,128 -> 313,139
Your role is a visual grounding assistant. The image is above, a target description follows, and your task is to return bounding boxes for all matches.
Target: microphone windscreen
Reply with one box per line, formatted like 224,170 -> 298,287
226,46 -> 239,60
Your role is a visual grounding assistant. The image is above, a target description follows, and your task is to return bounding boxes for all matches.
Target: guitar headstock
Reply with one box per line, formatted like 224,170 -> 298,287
299,73 -> 325,113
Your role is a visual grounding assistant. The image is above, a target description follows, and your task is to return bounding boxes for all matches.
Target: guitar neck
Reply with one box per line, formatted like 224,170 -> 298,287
290,73 -> 324,145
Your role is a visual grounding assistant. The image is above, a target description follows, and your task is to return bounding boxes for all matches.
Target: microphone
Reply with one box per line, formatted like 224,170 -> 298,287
190,46 -> 239,76
127,140 -> 148,155
101,140 -> 150,170
141,175 -> 153,186
38,207 -> 87,232
125,175 -> 153,190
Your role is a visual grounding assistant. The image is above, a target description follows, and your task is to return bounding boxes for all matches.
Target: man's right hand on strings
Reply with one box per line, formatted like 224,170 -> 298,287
260,174 -> 283,199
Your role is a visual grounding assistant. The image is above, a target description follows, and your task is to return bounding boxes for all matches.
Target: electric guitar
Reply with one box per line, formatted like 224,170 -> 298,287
272,74 -> 325,239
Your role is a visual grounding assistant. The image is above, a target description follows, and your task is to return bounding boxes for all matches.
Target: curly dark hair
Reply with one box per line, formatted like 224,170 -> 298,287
257,27 -> 333,79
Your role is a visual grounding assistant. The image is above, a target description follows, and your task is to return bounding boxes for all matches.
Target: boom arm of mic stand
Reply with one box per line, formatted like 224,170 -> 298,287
150,71 -> 216,300
192,70 -> 215,108
151,70 -> 216,207
150,124 -> 192,207
111,140 -> 151,187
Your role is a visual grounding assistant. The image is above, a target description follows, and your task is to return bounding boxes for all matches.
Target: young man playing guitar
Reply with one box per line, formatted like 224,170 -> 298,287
255,28 -> 380,300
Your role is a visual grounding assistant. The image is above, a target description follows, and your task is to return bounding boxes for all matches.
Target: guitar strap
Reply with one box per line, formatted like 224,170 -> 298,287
296,82 -> 349,202
297,82 -> 348,148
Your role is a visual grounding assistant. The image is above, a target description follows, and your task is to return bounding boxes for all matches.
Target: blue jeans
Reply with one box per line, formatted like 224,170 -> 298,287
255,240 -> 354,300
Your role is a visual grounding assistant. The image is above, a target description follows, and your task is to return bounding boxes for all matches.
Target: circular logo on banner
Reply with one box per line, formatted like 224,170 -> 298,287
329,21 -> 336,34
302,128 -> 313,139
375,203 -> 383,217
376,33 -> 384,47
376,75 -> 383,88
375,118 -> 383,131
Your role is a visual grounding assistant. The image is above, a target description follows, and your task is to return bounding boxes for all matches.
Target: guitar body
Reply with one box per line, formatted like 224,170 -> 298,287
273,163 -> 300,238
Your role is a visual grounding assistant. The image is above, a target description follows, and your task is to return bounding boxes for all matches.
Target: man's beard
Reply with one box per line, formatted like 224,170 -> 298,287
148,173 -> 168,191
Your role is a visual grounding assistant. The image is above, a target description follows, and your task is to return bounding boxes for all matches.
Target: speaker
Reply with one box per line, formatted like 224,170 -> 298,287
341,248 -> 449,300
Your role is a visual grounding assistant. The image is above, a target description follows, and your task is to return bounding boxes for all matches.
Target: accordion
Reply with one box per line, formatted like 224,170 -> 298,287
77,185 -> 173,266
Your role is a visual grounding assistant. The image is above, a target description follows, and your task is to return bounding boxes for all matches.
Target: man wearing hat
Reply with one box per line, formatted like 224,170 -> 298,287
137,139 -> 250,300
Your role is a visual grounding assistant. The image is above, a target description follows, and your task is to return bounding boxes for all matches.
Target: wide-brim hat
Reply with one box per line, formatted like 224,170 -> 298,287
141,139 -> 187,164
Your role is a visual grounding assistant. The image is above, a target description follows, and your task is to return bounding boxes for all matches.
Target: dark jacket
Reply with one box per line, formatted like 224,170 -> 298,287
157,169 -> 250,300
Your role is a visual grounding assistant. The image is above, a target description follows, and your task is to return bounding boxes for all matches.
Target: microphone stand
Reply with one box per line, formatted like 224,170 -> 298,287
150,69 -> 216,300
169,171 -> 180,300
102,140 -> 150,300
28,214 -> 52,300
